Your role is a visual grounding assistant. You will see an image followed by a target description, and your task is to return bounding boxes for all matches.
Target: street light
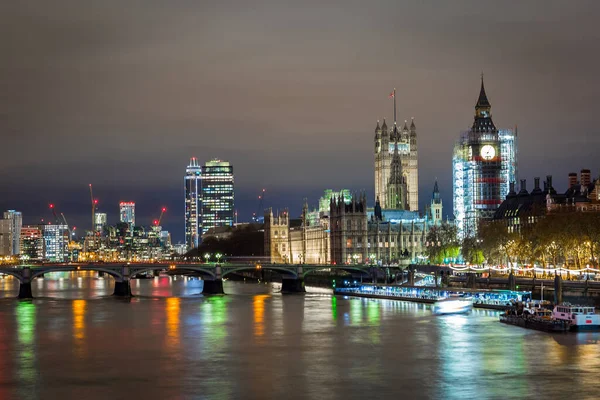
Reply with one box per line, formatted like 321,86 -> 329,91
215,253 -> 222,264
204,253 -> 211,263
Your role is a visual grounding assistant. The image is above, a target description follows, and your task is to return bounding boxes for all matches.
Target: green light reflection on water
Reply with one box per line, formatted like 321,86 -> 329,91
200,296 -> 233,399
350,298 -> 363,325
201,296 -> 229,346
331,296 -> 337,320
17,302 -> 35,345
367,300 -> 380,324
16,301 -> 36,387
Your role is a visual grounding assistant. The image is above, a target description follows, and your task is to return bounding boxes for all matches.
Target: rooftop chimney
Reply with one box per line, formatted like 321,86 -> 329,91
581,169 -> 591,187
568,172 -> 578,189
519,179 -> 528,195
532,177 -> 542,194
546,175 -> 554,193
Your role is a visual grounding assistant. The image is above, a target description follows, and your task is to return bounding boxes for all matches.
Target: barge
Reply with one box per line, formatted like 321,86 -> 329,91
334,283 -> 530,311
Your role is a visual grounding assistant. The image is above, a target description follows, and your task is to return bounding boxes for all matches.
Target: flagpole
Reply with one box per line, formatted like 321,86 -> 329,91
393,88 -> 396,124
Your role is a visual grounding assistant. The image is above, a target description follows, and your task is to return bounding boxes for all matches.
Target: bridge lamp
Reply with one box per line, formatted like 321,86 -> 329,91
204,253 -> 211,262
215,253 -> 222,263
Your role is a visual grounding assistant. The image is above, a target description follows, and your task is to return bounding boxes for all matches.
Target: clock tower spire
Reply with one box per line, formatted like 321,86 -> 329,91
472,74 -> 496,133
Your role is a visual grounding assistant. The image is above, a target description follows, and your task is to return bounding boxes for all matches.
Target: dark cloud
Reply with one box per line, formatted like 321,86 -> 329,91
1,0 -> 599,241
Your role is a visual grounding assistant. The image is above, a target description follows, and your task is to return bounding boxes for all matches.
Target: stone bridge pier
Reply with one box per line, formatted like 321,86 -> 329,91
19,267 -> 33,299
202,265 -> 224,295
113,266 -> 132,297
281,266 -> 305,293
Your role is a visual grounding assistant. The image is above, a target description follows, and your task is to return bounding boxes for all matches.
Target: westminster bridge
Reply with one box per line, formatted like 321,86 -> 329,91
0,262 -> 388,299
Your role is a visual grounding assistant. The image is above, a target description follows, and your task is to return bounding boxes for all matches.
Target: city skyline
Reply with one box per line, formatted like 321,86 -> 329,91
2,2 -> 600,242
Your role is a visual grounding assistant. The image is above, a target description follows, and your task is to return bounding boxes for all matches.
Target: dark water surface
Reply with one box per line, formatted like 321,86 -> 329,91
0,272 -> 599,400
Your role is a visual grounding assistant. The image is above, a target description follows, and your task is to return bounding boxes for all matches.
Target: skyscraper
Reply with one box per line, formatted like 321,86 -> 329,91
20,226 -> 44,260
374,114 -> 419,210
453,77 -> 517,239
42,224 -> 69,262
201,159 -> 234,235
185,157 -> 201,250
0,210 -> 22,256
94,212 -> 107,234
119,202 -> 135,227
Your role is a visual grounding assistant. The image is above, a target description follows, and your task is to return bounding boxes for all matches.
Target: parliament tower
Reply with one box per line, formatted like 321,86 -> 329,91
374,117 -> 419,211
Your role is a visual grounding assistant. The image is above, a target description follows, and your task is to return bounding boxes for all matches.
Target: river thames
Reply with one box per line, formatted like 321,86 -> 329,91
0,272 -> 599,400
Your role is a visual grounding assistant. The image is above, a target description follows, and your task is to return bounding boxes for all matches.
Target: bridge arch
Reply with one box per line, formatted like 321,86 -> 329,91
131,266 -> 216,279
222,266 -> 298,279
0,269 -> 24,282
30,267 -> 124,281
301,266 -> 370,278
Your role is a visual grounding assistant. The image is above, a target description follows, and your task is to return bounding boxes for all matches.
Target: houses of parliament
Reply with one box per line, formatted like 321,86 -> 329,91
374,117 -> 419,211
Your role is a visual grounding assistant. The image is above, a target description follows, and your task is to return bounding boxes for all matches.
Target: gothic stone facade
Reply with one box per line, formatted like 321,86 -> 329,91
263,206 -> 330,265
374,119 -> 419,211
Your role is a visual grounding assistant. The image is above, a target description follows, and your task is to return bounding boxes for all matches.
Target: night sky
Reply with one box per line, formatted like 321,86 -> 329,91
1,1 -> 599,243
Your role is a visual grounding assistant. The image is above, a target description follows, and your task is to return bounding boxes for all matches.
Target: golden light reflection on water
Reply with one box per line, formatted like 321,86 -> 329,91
253,295 -> 269,339
166,297 -> 180,349
72,300 -> 86,340
72,299 -> 87,358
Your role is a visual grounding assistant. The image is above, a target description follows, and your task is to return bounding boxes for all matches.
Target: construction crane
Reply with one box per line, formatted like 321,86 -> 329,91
153,207 -> 167,228
89,184 -> 97,234
252,189 -> 266,222
60,212 -> 73,240
48,203 -> 60,224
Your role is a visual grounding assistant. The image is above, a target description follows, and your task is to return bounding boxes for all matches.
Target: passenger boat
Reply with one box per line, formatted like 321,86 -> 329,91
432,295 -> 473,315
552,304 -> 600,331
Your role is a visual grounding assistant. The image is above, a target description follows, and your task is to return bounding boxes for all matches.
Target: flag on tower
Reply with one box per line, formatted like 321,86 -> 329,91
389,91 -> 395,98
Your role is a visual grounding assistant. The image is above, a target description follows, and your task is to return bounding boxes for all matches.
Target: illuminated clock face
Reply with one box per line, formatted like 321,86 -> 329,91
481,144 -> 495,160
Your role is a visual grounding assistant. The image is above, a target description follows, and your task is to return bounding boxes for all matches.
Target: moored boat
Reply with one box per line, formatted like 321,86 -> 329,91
499,312 -> 570,333
552,304 -> 600,331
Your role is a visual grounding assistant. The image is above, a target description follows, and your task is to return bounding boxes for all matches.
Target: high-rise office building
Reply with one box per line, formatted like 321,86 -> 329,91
119,202 -> 135,227
453,77 -> 517,239
42,224 -> 69,262
201,159 -> 234,235
0,210 -> 22,256
185,157 -> 202,250
20,226 -> 44,260
94,212 -> 107,234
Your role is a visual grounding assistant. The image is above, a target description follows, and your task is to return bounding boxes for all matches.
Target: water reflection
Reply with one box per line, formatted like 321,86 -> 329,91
16,301 -> 37,396
72,300 -> 86,341
0,280 -> 598,399
253,294 -> 268,340
165,297 -> 180,349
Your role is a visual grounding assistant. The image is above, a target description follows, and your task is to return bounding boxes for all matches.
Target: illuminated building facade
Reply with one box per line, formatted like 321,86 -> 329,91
0,210 -> 22,255
119,202 -> 135,227
201,159 -> 234,235
374,117 -> 419,211
42,224 -> 69,262
20,226 -> 44,260
94,212 -> 107,235
265,186 -> 443,265
185,157 -> 201,250
453,78 -> 517,239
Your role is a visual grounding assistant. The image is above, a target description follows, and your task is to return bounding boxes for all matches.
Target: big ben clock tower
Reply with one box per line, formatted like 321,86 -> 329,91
452,76 -> 518,239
